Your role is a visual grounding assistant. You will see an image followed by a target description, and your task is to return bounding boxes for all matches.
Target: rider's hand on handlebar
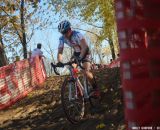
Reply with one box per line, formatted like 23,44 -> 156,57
57,62 -> 64,67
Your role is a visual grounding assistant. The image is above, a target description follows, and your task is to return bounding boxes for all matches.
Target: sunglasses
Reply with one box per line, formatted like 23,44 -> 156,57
62,30 -> 69,35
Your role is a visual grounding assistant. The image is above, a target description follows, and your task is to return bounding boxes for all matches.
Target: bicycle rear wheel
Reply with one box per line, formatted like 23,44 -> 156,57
61,78 -> 85,124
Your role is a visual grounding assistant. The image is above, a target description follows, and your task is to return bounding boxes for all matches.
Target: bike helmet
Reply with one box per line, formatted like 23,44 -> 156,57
58,20 -> 71,34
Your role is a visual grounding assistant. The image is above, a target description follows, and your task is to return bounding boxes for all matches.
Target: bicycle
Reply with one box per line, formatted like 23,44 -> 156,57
51,57 -> 100,124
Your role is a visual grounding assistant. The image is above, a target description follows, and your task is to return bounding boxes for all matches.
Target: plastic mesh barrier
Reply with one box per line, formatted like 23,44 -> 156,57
0,56 -> 47,110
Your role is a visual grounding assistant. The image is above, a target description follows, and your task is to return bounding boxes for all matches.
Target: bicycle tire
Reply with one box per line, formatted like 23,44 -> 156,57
61,78 -> 85,124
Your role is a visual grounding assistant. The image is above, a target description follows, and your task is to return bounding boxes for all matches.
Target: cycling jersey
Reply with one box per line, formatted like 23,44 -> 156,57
58,30 -> 91,62
59,31 -> 86,52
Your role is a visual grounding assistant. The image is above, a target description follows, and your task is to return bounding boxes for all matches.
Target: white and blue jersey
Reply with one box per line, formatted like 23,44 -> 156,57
58,30 -> 91,62
58,31 -> 85,52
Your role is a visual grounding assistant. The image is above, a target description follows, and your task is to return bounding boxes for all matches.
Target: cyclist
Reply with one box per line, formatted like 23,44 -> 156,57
57,20 -> 100,97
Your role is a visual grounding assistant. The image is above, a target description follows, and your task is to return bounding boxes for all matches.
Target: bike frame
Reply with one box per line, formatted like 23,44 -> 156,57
67,65 -> 90,101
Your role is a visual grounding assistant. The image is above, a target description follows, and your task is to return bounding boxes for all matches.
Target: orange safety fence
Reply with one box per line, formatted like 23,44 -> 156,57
91,58 -> 120,70
115,0 -> 160,129
108,58 -> 120,68
0,56 -> 47,110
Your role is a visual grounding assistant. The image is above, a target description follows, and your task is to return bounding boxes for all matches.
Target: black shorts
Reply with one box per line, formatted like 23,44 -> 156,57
73,48 -> 91,63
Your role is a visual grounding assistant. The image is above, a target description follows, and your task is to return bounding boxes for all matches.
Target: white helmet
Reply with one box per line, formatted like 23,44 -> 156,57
58,20 -> 71,33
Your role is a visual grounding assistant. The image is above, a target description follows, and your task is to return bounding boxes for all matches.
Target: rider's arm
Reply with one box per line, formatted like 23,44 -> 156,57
57,48 -> 63,62
57,38 -> 64,62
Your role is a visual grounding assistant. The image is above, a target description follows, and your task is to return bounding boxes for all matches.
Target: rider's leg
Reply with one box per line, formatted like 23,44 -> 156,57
82,62 -> 100,96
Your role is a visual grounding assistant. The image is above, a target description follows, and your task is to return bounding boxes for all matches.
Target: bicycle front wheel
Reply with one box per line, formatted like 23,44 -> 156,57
61,78 -> 85,124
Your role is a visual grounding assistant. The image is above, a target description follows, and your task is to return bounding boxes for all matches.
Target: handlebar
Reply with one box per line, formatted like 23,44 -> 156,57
51,57 -> 84,75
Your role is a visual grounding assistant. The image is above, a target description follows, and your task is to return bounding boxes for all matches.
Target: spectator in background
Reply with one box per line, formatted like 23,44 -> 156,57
30,43 -> 46,79
30,43 -> 45,63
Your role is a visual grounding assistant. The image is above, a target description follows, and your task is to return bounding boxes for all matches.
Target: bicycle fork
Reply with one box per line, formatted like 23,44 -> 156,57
68,76 -> 89,101
76,77 -> 90,99
68,80 -> 81,101
68,79 -> 84,101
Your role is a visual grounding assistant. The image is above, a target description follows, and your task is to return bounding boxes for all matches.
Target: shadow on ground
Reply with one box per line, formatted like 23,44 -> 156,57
0,68 -> 125,130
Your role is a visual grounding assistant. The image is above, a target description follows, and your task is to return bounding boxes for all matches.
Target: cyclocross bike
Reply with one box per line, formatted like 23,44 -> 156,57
51,57 -> 100,124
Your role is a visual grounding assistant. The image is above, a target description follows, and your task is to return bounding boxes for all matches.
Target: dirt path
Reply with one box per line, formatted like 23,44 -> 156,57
0,68 -> 125,130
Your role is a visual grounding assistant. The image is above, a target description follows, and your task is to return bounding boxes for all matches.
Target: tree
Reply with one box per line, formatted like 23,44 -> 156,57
0,29 -> 8,66
0,0 -> 38,59
85,28 -> 101,63
0,5 -> 9,66
52,0 -> 118,60
0,0 -> 55,60
20,0 -> 27,58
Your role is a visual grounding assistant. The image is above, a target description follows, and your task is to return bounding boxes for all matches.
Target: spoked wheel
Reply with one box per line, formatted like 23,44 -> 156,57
61,78 -> 85,124
86,79 -> 101,108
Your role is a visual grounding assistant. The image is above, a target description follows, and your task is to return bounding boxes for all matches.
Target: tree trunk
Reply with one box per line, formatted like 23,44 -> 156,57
97,51 -> 103,64
0,29 -> 8,67
108,39 -> 116,60
21,0 -> 27,59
